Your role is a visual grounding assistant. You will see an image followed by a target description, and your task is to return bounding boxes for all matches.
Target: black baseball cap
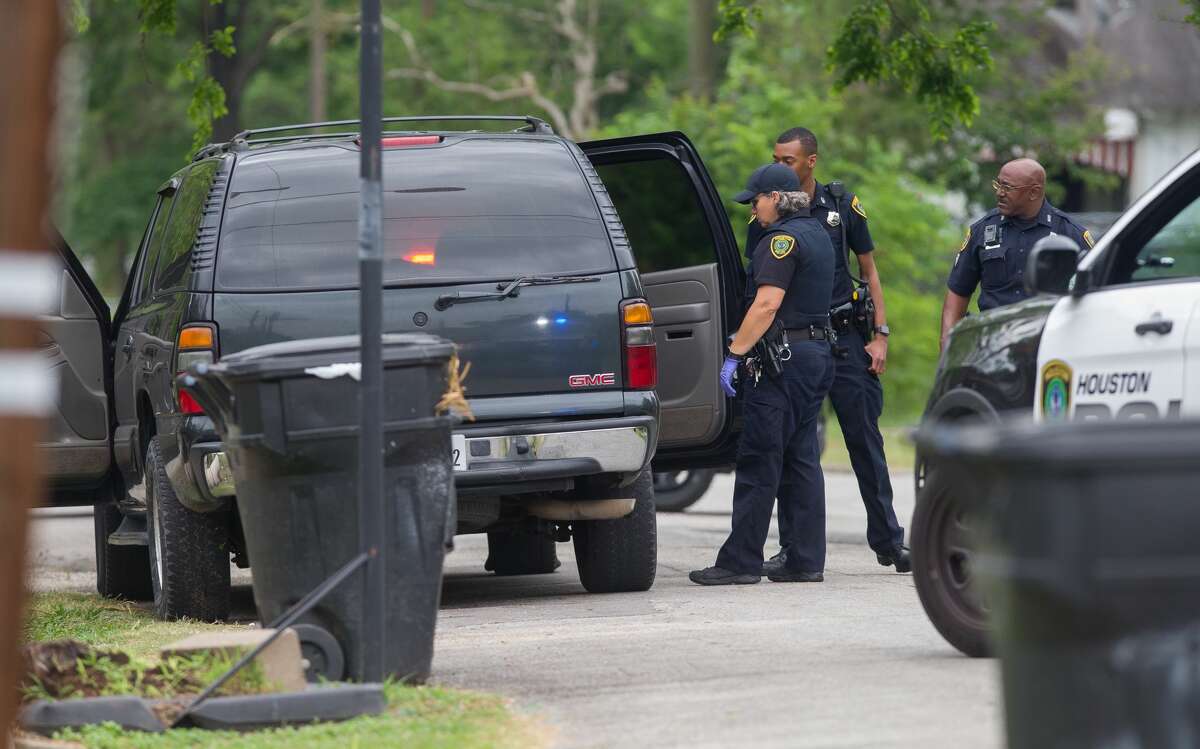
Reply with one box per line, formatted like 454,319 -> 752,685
733,163 -> 802,204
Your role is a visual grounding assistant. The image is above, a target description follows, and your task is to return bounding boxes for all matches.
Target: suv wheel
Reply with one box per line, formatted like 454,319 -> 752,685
485,530 -> 560,575
93,500 -> 152,601
651,469 -> 715,513
573,469 -> 657,593
911,465 -> 991,657
145,436 -> 231,621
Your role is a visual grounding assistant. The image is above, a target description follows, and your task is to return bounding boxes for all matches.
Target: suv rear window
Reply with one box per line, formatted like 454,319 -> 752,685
216,138 -> 615,290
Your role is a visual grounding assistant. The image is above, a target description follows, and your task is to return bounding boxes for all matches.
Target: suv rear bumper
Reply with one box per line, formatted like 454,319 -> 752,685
454,415 -> 656,494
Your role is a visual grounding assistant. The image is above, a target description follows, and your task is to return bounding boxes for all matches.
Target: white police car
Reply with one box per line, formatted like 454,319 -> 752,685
914,147 -> 1200,657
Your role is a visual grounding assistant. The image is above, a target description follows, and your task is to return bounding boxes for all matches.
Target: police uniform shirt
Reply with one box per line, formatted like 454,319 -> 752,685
749,210 -> 836,328
947,200 -> 1094,311
746,181 -> 873,307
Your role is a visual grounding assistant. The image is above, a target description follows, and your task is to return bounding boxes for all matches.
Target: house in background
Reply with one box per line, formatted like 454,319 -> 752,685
1049,0 -> 1200,218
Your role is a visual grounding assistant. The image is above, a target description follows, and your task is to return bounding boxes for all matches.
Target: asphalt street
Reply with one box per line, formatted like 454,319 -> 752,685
28,470 -> 1002,748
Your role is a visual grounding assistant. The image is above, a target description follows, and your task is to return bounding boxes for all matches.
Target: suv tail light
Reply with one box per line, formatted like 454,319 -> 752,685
621,300 -> 657,390
176,325 -> 216,415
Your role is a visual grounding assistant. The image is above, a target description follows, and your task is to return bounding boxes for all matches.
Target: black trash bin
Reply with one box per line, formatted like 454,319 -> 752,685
919,419 -> 1200,749
182,334 -> 456,684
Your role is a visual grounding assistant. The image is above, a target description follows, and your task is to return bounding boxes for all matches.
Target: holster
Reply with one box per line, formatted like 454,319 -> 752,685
833,285 -> 876,342
751,319 -> 790,379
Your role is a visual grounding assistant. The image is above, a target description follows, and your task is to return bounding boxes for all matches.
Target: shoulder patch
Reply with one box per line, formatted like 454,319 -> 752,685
850,195 -> 867,219
957,226 -> 970,253
769,234 -> 795,259
1082,229 -> 1094,248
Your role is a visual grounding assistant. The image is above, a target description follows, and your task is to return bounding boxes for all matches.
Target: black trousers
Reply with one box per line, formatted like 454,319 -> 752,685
778,325 -> 904,554
716,340 -> 835,575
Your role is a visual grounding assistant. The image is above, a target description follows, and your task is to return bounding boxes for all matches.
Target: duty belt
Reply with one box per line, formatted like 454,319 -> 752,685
787,327 -> 834,341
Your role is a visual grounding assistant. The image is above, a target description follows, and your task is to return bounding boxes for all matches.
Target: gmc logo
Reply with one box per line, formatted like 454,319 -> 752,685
569,373 -> 616,388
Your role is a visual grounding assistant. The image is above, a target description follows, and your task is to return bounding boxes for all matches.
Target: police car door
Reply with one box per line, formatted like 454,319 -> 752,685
1037,151 -> 1200,422
581,132 -> 746,469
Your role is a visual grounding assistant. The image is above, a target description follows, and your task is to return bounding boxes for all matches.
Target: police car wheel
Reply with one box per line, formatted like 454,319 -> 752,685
651,469 -> 715,512
573,469 -> 657,593
144,436 -> 232,622
911,465 -> 991,658
485,530 -> 560,576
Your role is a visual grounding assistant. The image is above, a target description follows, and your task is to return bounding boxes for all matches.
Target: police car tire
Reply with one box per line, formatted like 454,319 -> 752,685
651,469 -> 715,512
573,469 -> 657,594
911,465 -> 991,658
94,499 -> 153,601
485,530 -> 560,576
145,437 -> 231,622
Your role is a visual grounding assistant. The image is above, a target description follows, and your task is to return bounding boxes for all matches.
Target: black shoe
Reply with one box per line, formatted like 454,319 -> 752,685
689,566 -> 760,586
767,568 -> 824,583
761,549 -> 788,577
877,544 -> 912,573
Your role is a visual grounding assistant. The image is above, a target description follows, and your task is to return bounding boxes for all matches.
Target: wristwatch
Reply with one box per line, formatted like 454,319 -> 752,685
876,324 -> 891,337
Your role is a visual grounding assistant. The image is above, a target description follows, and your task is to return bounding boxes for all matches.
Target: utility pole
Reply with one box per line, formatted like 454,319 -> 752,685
357,0 -> 385,683
0,0 -> 61,734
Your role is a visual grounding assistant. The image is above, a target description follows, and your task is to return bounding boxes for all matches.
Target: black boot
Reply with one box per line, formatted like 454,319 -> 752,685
876,544 -> 912,573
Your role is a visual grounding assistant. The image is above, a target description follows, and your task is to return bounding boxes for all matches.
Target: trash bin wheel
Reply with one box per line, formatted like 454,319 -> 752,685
485,530 -> 560,576
651,469 -> 715,513
911,465 -> 991,657
291,623 -> 345,682
94,500 -> 152,601
573,469 -> 657,593
145,437 -> 231,621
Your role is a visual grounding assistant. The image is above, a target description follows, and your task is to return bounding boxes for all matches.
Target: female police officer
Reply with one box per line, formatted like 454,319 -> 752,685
689,163 -> 837,585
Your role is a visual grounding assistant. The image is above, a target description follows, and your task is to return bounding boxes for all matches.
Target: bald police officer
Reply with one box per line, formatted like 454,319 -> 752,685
941,157 -> 1094,349
690,163 -> 836,585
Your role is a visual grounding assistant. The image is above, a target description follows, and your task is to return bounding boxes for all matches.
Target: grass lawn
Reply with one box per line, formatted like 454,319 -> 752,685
25,593 -> 544,749
822,415 -> 918,473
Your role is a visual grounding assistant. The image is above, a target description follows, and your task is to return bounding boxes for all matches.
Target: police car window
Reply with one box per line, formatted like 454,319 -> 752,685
594,157 -> 716,273
215,139 -> 615,290
153,160 -> 219,294
1118,193 -> 1200,285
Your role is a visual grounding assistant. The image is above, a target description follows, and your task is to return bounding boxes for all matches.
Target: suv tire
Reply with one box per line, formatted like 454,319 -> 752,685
911,465 -> 991,657
485,530 -> 561,576
573,469 -> 657,593
93,500 -> 152,601
651,469 -> 715,513
145,437 -> 231,621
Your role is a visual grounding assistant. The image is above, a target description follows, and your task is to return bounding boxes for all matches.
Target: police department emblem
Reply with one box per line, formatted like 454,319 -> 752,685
770,234 -> 795,259
1041,359 -> 1073,420
826,212 -> 841,228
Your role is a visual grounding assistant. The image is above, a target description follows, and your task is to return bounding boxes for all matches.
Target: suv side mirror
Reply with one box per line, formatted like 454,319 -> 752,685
1025,235 -> 1083,297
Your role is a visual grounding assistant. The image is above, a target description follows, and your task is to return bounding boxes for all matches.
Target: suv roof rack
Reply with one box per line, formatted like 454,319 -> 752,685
192,115 -> 554,162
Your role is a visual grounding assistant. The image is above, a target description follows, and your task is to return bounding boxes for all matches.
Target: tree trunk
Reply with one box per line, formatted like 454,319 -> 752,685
310,0 -> 327,122
688,0 -> 719,99
0,0 -> 60,737
207,1 -> 241,142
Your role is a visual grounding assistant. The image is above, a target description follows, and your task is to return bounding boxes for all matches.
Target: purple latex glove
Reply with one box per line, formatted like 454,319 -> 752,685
719,355 -> 740,397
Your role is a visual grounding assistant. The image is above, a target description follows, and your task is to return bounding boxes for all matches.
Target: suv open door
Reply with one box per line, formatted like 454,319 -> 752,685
40,232 -> 115,506
581,132 -> 745,470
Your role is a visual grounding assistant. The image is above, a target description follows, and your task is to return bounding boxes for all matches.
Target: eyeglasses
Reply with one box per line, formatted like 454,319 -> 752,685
991,179 -> 1038,195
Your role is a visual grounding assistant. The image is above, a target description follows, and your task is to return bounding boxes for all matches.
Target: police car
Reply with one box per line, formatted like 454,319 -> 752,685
913,147 -> 1200,657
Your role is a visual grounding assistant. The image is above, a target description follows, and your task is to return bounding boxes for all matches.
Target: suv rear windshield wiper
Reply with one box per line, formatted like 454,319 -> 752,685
434,275 -> 600,310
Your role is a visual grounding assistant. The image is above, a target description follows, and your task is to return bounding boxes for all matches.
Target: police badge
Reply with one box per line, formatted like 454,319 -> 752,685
1041,359 -> 1073,421
826,211 -> 841,227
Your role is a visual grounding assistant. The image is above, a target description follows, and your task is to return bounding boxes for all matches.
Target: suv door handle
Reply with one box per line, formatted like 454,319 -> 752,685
1135,319 -> 1173,336
121,335 -> 134,357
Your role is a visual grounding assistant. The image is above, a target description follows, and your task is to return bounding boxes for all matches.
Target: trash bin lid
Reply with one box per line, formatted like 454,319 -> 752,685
917,418 -> 1200,473
212,334 -> 455,381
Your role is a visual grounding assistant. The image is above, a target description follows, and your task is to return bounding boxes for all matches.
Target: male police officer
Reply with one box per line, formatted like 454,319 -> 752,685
690,163 -> 836,585
755,127 -> 910,575
941,157 -> 1094,350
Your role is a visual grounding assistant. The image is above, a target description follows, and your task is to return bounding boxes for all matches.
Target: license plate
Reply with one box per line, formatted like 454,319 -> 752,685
451,433 -> 467,472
